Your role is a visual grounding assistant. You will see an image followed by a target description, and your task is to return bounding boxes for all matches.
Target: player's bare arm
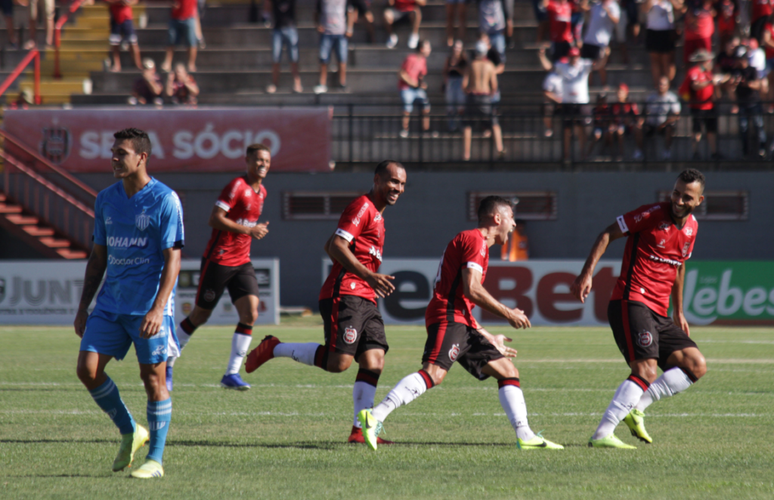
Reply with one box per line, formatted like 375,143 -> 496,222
571,222 -> 626,303
328,234 -> 395,298
671,263 -> 690,336
462,267 -> 530,329
140,247 -> 182,339
208,205 -> 269,240
477,326 -> 518,357
74,244 -> 108,338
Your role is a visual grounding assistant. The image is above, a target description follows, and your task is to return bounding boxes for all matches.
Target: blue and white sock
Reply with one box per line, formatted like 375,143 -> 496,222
146,398 -> 172,464
89,377 -> 135,435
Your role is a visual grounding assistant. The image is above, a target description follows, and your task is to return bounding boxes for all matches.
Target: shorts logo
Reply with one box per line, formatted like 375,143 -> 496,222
135,210 -> 150,231
151,345 -> 167,357
448,343 -> 460,362
636,331 -> 653,348
203,288 -> 217,302
343,326 -> 357,344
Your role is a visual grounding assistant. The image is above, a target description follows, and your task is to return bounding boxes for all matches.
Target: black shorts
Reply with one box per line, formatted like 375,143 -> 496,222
196,259 -> 260,309
422,321 -> 504,380
319,295 -> 388,358
560,103 -> 584,127
348,0 -> 370,16
464,93 -> 498,130
645,29 -> 676,54
625,0 -> 639,26
551,40 -> 572,62
751,17 -> 767,42
580,43 -> 604,60
644,122 -> 675,136
608,300 -> 698,371
690,107 -> 718,133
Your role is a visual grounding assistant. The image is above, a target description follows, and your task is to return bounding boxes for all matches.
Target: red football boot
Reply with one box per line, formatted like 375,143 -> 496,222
347,425 -> 393,445
245,335 -> 281,373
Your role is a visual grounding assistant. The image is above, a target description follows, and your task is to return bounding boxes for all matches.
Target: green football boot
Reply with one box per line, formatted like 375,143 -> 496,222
623,409 -> 653,444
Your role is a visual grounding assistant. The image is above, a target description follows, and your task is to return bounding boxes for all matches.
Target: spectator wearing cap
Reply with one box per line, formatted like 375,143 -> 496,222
398,39 -> 432,138
731,45 -> 767,158
384,0 -> 425,49
643,0 -> 684,88
538,45 -> 606,160
162,0 -> 198,72
610,83 -> 644,160
166,63 -> 200,105
579,0 -> 619,86
463,40 -> 505,160
106,0 -> 142,72
644,75 -> 680,159
683,0 -> 714,66
679,48 -> 727,160
264,0 -> 303,94
130,58 -> 164,106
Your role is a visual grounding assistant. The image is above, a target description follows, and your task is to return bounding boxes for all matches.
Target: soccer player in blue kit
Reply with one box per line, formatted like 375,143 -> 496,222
74,128 -> 184,479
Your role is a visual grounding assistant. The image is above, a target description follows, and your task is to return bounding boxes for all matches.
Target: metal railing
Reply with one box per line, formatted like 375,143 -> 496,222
54,0 -> 85,79
0,49 -> 40,104
328,103 -> 774,169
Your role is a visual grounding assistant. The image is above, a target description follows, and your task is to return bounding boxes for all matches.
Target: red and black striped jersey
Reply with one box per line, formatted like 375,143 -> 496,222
202,176 -> 266,267
611,202 -> 698,316
425,229 -> 489,328
319,194 -> 385,303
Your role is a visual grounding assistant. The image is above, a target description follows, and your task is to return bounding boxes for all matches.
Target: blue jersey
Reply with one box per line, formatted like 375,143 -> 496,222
93,178 -> 185,316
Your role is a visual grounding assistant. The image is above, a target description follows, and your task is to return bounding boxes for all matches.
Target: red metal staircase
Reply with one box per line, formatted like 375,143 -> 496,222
0,130 -> 95,259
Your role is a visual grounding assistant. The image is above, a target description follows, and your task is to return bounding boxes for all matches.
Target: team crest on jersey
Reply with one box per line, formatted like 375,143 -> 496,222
636,331 -> 653,348
658,222 -> 671,231
343,326 -> 358,344
448,344 -> 460,362
135,210 -> 151,231
40,126 -> 71,164
684,227 -> 693,236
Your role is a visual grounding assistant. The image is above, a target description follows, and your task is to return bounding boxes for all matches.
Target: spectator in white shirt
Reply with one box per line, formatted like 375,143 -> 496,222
542,70 -> 563,137
644,75 -> 681,159
580,0 -> 620,86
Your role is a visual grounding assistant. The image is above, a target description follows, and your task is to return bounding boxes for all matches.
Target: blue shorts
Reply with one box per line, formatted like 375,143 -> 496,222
168,17 -> 197,47
80,309 -> 179,365
273,26 -> 299,63
319,34 -> 348,64
110,19 -> 138,46
401,88 -> 430,112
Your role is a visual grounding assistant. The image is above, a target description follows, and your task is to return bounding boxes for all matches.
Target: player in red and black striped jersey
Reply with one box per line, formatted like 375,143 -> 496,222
572,169 -> 709,448
245,160 -> 406,444
166,144 -> 271,392
358,196 -> 564,451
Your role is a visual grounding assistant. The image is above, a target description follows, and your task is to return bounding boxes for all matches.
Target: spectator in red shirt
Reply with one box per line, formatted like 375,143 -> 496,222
106,0 -> 142,72
385,0 -> 426,49
162,0 -> 198,72
683,0 -> 714,65
543,0 -> 574,61
610,83 -> 644,160
762,18 -> 774,111
165,63 -> 200,105
751,0 -> 773,42
715,0 -> 736,47
398,40 -> 432,137
680,49 -> 728,159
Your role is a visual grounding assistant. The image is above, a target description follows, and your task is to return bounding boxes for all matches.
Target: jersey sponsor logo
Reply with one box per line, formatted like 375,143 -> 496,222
648,254 -> 681,267
682,242 -> 691,257
636,330 -> 653,348
657,239 -> 666,248
135,210 -> 151,231
235,218 -> 258,228
108,255 -> 151,266
352,202 -> 369,227
658,222 -> 671,231
106,236 -> 149,248
246,203 -> 251,211
369,246 -> 383,262
343,326 -> 358,344
684,226 -> 693,236
448,343 -> 460,362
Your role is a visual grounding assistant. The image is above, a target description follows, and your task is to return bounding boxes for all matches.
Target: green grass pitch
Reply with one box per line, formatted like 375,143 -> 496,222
1,318 -> 773,499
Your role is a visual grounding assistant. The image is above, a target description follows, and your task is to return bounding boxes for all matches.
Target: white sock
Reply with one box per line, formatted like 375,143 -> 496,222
498,384 -> 536,442
225,333 -> 252,375
371,372 -> 430,422
636,367 -> 693,412
353,381 -> 378,427
273,342 -> 320,366
166,329 -> 192,367
592,379 -> 646,440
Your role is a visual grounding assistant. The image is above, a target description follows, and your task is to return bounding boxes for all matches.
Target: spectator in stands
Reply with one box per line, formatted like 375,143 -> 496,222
501,219 -> 529,261
683,0 -> 714,66
166,63 -> 200,104
445,0 -> 467,47
761,17 -> 774,112
348,0 -> 376,43
162,0 -> 198,72
716,36 -> 740,107
444,39 -> 467,131
531,0 -> 549,43
615,0 -> 641,64
1,0 -> 17,49
398,39 -> 432,138
463,40 -> 505,160
106,0 -> 142,72
580,0 -> 620,86
570,0 -> 587,47
610,82 -> 644,160
265,0 -> 303,93
194,0 -> 206,48
130,58 -> 164,106
751,0 -> 773,42
716,0 -> 736,48
643,0 -> 683,88
504,0 -> 515,47
8,89 -> 33,109
588,91 -> 612,157
644,75 -> 681,159
542,68 -> 563,137
384,0 -> 425,49
731,45 -> 767,158
477,32 -> 505,114
24,0 -> 54,49
314,0 -> 349,94
544,0 -> 574,61
479,0 -> 507,62
679,49 -> 726,159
